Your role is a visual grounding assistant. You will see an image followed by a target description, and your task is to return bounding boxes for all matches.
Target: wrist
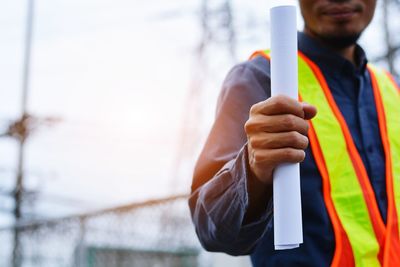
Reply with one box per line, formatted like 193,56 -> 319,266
244,164 -> 273,224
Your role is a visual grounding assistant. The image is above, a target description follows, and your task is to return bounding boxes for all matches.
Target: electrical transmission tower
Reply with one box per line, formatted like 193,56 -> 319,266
169,0 -> 237,192
376,0 -> 400,77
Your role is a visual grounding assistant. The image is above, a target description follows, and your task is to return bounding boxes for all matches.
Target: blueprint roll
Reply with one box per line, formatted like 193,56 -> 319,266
270,3 -> 303,250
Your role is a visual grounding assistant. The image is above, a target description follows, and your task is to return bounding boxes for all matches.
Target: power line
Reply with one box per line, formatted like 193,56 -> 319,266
0,189 -> 98,209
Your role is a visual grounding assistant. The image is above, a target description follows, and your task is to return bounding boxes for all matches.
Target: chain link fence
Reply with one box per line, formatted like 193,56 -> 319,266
0,195 -> 206,267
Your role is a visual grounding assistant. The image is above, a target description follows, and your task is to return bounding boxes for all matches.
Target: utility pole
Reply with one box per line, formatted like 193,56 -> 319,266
3,1 -> 58,265
11,0 -> 35,266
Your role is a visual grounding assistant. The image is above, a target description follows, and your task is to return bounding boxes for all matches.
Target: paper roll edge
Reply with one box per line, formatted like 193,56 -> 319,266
275,244 -> 300,250
270,0 -> 296,8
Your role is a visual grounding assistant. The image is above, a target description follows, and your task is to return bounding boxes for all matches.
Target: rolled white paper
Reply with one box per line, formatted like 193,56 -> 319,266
270,4 -> 303,250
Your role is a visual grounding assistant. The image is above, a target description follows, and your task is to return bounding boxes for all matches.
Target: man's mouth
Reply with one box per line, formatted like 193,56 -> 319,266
322,6 -> 361,21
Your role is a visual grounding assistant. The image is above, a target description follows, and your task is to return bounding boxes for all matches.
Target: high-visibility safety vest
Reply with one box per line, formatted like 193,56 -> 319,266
251,50 -> 400,267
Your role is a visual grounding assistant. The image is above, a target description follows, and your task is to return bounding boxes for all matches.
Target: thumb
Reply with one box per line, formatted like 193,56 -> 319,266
302,102 -> 317,120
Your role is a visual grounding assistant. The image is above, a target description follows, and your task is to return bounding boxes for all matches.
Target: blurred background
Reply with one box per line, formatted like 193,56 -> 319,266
0,0 -> 399,266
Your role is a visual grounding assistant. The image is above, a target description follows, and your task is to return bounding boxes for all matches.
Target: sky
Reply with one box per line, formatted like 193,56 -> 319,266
0,0 -> 237,226
0,0 -> 394,227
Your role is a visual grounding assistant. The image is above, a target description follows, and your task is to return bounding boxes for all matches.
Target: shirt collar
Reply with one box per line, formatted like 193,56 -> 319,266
298,31 -> 368,75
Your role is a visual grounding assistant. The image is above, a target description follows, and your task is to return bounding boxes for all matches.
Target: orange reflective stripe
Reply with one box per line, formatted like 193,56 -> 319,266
368,66 -> 400,267
308,119 -> 355,267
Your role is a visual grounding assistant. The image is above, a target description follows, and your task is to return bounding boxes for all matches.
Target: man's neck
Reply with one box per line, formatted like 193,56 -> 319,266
303,28 -> 357,66
331,44 -> 357,66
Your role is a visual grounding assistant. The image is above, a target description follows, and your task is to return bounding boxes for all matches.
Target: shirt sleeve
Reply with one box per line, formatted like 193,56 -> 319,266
188,57 -> 274,256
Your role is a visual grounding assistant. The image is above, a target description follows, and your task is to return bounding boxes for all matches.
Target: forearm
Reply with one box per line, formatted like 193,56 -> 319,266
189,146 -> 273,255
189,58 -> 273,255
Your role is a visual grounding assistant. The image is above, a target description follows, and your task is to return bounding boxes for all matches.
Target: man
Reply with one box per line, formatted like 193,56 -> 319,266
189,0 -> 400,266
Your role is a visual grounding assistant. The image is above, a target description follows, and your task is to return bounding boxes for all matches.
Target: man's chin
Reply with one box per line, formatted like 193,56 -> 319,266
318,32 -> 362,49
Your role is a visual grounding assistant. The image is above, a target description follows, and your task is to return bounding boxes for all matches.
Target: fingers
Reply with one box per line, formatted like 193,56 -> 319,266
251,95 -> 305,118
245,95 -> 317,184
250,95 -> 317,121
245,114 -> 310,135
249,131 -> 309,150
250,148 -> 306,166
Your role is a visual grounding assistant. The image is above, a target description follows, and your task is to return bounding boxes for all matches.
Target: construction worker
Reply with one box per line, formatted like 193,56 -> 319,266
189,0 -> 400,266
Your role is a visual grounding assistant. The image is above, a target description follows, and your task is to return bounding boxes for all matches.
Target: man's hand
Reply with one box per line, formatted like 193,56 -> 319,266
244,95 -> 317,186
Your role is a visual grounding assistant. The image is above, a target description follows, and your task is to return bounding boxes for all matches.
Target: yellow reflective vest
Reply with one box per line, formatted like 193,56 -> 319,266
251,50 -> 400,267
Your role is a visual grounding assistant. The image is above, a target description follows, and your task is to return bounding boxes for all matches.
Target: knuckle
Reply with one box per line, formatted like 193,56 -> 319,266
253,151 -> 262,162
244,119 -> 256,133
249,136 -> 258,148
282,148 -> 295,159
282,115 -> 296,129
270,96 -> 285,110
249,104 -> 257,115
288,131 -> 299,142
283,149 -> 304,162
274,95 -> 287,103
250,101 -> 264,115
244,120 -> 251,133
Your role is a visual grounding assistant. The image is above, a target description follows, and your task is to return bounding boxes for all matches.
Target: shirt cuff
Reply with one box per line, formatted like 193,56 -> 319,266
231,144 -> 273,226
